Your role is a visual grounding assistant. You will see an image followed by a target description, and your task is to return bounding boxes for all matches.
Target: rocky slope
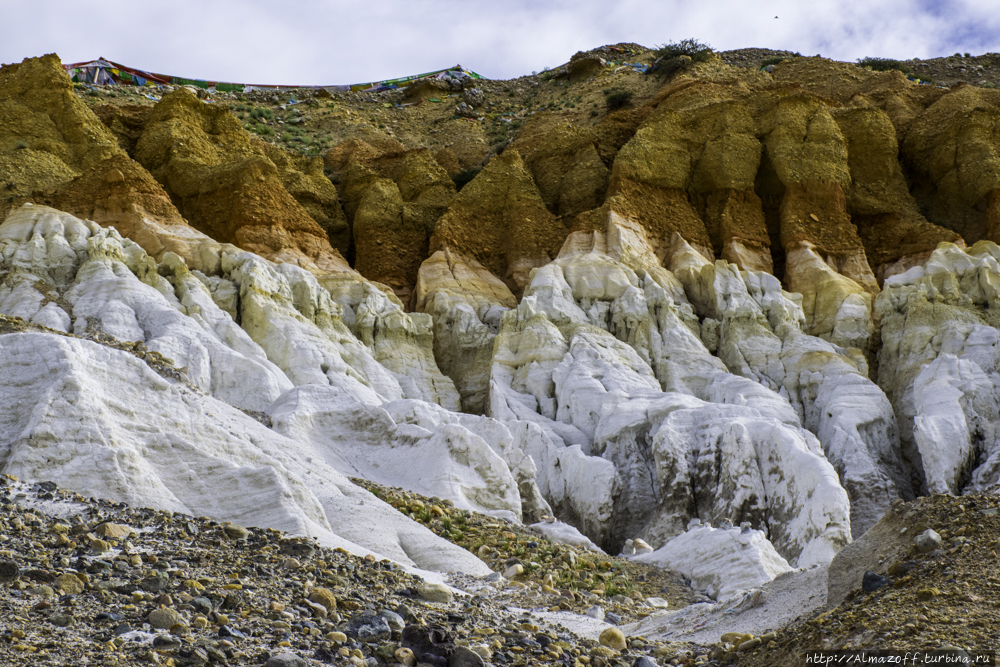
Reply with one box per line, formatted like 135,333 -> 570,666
4,44 -> 1000,663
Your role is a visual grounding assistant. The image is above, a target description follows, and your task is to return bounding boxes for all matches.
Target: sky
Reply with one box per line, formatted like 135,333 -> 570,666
2,0 -> 1000,85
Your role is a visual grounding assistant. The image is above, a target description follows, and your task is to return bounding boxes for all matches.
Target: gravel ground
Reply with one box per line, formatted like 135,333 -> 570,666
0,475 -> 715,667
730,494 -> 1000,666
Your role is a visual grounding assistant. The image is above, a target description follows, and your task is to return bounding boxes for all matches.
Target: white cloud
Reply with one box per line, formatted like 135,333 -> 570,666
2,0 -> 998,84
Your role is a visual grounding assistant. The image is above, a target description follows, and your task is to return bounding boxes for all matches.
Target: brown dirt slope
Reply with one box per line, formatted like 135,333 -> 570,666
45,153 -> 186,229
340,147 -> 457,303
431,148 -> 569,296
0,54 -> 125,219
733,494 -> 1000,666
133,88 -> 346,272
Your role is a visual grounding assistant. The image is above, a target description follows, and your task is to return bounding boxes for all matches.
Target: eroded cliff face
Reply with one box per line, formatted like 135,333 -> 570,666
6,52 -> 1000,592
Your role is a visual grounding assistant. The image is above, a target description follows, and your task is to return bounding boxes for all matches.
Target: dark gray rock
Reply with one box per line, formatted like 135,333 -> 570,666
379,609 -> 405,630
345,612 -> 391,641
862,570 -> 889,592
0,560 -> 19,581
265,653 -> 307,667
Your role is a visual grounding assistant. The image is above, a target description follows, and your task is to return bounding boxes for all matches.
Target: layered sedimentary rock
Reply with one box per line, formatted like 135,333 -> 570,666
341,148 -> 456,302
0,206 -> 495,568
263,145 -> 351,257
608,82 -> 769,272
757,93 -> 879,349
14,51 -> 1000,597
667,236 -> 907,536
521,123 -> 609,219
414,249 -> 516,413
0,330 -> 489,575
832,106 -> 962,282
0,205 -> 291,411
902,85 -> 1000,245
134,89 -> 347,272
431,149 -> 569,295
0,54 -> 125,219
41,154 -> 241,276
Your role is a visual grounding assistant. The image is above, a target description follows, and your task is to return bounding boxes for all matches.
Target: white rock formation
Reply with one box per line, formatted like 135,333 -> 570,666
0,331 -> 490,576
0,205 -> 490,575
912,354 -> 998,494
878,241 -> 1000,495
667,235 -> 907,537
268,384 -> 552,522
529,520 -> 604,553
783,241 -> 876,352
487,213 -> 853,565
632,524 -> 794,601
414,249 -> 516,413
0,205 -> 293,412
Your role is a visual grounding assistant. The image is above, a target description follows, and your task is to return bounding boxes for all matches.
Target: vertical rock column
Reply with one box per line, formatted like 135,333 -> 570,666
762,93 -> 878,352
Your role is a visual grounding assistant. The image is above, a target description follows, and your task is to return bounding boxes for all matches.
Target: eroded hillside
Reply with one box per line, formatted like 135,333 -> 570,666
4,46 -> 1000,664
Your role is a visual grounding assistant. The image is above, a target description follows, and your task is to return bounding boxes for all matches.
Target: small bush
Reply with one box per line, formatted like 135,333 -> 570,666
649,39 -> 713,79
604,89 -> 634,111
761,55 -> 793,68
653,38 -> 714,62
451,166 -> 482,191
857,57 -> 910,74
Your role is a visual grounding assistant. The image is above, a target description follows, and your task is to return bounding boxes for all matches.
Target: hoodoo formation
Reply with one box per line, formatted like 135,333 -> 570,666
3,46 -> 1000,665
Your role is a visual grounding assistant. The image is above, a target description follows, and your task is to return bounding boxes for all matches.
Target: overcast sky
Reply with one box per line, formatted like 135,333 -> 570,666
3,0 -> 999,85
